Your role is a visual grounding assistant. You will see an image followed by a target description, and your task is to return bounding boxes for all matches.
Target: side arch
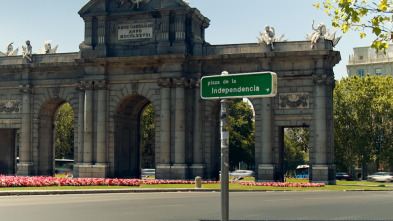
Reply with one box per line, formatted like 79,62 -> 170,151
32,87 -> 79,176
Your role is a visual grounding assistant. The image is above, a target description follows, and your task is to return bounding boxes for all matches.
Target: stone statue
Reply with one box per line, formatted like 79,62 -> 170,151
0,42 -> 18,56
257,25 -> 284,50
39,40 -> 58,54
306,20 -> 342,49
117,0 -> 151,9
22,40 -> 32,62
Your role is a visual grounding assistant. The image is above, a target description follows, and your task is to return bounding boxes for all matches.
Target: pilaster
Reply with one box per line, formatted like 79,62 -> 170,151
82,81 -> 94,164
75,83 -> 85,164
190,78 -> 205,177
17,84 -> 33,176
96,80 -> 108,165
157,78 -> 172,165
173,78 -> 186,165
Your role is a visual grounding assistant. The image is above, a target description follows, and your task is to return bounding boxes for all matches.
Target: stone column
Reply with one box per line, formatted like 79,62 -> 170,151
174,78 -> 186,164
311,74 -> 333,184
157,11 -> 170,54
156,79 -> 172,179
75,83 -> 85,164
175,14 -> 186,42
97,16 -> 106,45
18,85 -> 33,175
96,80 -> 107,164
83,17 -> 93,46
258,97 -> 275,181
173,14 -> 186,53
96,16 -> 107,57
190,79 -> 205,177
157,79 -> 171,164
83,81 -> 94,164
80,16 -> 94,58
192,79 -> 202,164
313,75 -> 327,165
172,78 -> 188,179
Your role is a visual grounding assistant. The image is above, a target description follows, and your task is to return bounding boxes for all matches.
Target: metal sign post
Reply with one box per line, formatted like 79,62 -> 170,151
220,72 -> 230,221
200,71 -> 277,221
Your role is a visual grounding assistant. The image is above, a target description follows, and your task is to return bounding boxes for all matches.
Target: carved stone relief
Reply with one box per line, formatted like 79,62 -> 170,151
0,100 -> 21,113
279,93 -> 309,109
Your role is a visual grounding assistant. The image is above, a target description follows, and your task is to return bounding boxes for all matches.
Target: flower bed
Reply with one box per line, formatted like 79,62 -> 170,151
0,175 -> 140,187
0,175 -> 323,188
238,181 -> 325,187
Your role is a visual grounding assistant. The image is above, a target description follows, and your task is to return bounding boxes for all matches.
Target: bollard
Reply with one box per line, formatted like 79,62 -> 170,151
195,176 -> 202,188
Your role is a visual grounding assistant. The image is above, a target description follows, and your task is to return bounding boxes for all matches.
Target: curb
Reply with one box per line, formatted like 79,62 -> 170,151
1,187 -> 393,196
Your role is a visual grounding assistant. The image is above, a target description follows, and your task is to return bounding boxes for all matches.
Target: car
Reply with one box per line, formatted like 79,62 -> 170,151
336,172 -> 353,181
367,172 -> 393,182
229,170 -> 255,177
141,169 -> 155,176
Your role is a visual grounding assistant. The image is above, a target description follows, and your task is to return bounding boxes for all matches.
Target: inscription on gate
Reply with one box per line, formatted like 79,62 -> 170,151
118,22 -> 154,40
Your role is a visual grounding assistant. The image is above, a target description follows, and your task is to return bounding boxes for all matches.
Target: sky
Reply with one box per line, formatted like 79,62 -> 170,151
0,0 -> 378,80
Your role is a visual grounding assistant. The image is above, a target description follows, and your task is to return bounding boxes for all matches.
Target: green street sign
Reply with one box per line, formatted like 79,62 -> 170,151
200,72 -> 277,99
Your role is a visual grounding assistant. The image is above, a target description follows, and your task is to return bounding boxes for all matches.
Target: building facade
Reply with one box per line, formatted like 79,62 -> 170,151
347,45 -> 393,77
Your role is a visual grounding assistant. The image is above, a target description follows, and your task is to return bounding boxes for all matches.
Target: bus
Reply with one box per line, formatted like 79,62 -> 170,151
295,165 -> 309,179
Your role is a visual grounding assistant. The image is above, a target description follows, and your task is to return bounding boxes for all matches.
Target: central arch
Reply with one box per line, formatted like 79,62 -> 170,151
114,95 -> 151,178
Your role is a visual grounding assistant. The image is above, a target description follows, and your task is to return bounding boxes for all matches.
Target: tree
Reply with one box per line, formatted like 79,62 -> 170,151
315,0 -> 393,51
141,103 -> 155,168
283,128 -> 309,176
228,99 -> 255,170
334,75 -> 393,176
55,103 -> 74,159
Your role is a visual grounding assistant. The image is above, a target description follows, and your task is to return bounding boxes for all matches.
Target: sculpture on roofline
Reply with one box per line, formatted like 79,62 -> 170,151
306,20 -> 342,49
0,42 -> 18,57
22,40 -> 33,62
117,0 -> 151,9
39,40 -> 58,54
257,25 -> 285,50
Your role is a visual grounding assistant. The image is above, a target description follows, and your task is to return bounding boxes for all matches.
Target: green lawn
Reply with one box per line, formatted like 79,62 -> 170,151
1,180 -> 392,191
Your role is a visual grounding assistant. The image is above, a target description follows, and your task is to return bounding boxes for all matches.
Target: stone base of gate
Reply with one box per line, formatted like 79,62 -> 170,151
16,162 -> 33,176
310,164 -> 336,185
74,163 -> 107,178
256,164 -> 275,182
155,164 -> 171,179
171,164 -> 188,180
190,164 -> 205,179
155,164 -> 189,180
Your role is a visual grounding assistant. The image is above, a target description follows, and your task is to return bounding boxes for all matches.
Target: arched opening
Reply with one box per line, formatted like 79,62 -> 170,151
209,101 -> 221,180
114,95 -> 153,178
0,129 -> 18,175
140,103 -> 155,173
282,127 -> 310,181
210,98 -> 255,180
229,99 -> 255,172
38,99 -> 75,176
54,103 -> 75,175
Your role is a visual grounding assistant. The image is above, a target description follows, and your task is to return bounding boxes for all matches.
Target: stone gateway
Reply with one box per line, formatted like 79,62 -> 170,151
0,0 -> 340,184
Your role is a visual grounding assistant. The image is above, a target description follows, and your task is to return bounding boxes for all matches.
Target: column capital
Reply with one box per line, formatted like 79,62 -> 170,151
173,77 -> 188,88
19,84 -> 33,94
75,82 -> 86,92
189,79 -> 200,88
157,78 -> 172,88
313,74 -> 334,86
80,81 -> 94,90
96,80 -> 107,90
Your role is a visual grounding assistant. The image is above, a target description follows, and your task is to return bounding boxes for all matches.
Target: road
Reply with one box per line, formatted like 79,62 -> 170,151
0,191 -> 392,220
